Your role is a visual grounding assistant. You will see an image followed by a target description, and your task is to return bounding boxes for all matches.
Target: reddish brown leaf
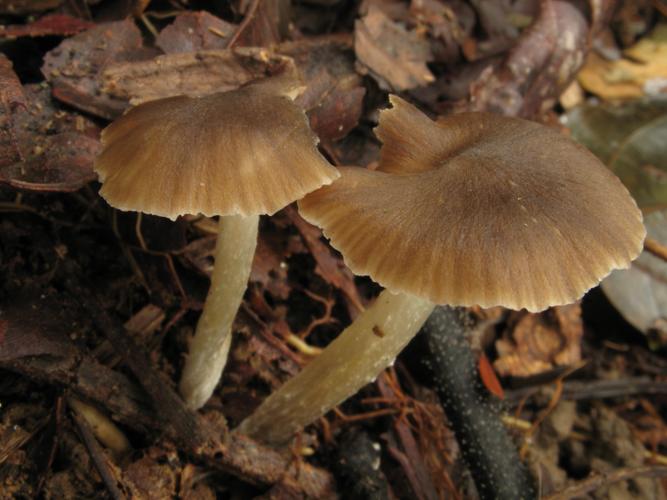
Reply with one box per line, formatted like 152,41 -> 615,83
478,352 -> 505,399
0,83 -> 100,192
0,54 -> 26,109
0,14 -> 94,38
0,132 -> 99,192
410,0 -> 475,64
281,36 -> 365,142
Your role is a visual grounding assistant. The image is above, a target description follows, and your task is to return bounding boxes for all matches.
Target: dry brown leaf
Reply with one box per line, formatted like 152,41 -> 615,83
578,25 -> 667,100
465,0 -> 591,117
0,63 -> 100,193
354,5 -> 434,91
494,304 -> 583,378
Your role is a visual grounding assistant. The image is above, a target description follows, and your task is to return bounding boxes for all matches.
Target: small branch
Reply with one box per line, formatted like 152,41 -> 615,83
420,306 -> 536,500
644,237 -> 667,262
543,465 -> 667,500
72,409 -> 127,500
225,0 -> 260,49
505,377 -> 667,406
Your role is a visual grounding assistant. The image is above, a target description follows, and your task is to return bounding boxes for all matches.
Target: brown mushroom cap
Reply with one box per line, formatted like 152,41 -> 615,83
94,81 -> 339,219
299,96 -> 646,312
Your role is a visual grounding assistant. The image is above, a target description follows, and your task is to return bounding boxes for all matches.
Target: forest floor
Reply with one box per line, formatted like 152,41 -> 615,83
2,0 -> 667,498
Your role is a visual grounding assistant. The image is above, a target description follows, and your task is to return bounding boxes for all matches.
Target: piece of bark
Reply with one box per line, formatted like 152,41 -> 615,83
101,47 -> 294,105
42,19 -> 144,119
355,5 -> 435,91
420,306 -> 536,500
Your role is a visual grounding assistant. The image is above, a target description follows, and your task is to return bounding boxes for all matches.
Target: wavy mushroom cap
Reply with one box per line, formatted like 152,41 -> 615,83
94,81 -> 339,219
299,96 -> 646,312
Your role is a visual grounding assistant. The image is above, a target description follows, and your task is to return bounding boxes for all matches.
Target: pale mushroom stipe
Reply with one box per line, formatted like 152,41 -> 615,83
238,95 -> 646,444
94,78 -> 340,410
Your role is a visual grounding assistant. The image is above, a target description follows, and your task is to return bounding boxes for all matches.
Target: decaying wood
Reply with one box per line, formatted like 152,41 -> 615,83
102,47 -> 294,105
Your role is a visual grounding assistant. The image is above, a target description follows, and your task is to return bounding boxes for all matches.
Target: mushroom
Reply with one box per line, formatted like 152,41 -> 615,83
238,95 -> 646,444
94,78 -> 339,410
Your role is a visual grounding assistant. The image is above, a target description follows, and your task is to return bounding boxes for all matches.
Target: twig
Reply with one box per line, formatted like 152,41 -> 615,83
645,237 -> 667,262
420,306 -> 536,500
225,0 -> 260,49
505,377 -> 667,405
35,397 -> 64,496
543,465 -> 667,500
71,409 -> 127,500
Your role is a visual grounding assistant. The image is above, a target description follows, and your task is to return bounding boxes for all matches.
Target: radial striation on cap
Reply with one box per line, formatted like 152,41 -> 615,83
299,96 -> 646,312
95,82 -> 339,220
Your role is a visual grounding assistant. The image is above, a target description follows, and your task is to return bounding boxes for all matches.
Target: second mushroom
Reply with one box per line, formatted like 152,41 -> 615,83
238,95 -> 646,444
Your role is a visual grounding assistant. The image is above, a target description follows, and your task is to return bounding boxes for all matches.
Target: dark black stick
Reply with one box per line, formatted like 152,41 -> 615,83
72,409 -> 127,500
333,430 -> 390,500
420,306 -> 536,500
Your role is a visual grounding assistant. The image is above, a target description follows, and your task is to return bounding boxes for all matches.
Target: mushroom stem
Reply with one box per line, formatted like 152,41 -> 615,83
179,214 -> 259,409
238,290 -> 435,444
